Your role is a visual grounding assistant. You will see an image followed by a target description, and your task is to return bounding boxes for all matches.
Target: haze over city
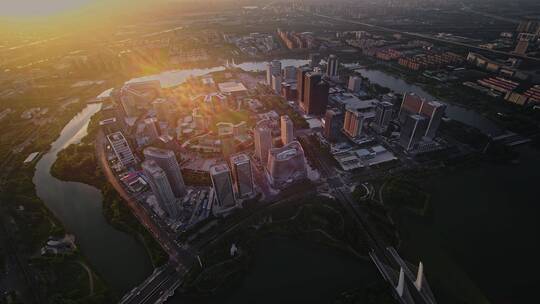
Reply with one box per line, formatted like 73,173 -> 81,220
1,1 -> 539,304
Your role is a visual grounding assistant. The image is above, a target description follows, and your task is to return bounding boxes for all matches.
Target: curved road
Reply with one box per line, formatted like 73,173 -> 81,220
77,261 -> 95,296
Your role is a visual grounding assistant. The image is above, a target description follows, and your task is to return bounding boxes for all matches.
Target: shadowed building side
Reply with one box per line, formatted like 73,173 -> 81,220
267,141 -> 307,189
143,146 -> 186,197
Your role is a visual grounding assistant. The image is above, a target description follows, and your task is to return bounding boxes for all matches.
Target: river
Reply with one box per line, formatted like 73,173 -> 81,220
33,59 -> 534,302
352,67 -> 504,137
128,59 -> 502,137
33,103 -> 153,293
127,59 -> 310,88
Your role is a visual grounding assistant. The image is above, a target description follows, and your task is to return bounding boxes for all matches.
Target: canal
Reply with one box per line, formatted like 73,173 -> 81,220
33,103 -> 153,294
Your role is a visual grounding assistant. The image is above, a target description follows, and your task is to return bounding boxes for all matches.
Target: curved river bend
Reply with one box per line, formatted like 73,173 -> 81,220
33,103 -> 152,293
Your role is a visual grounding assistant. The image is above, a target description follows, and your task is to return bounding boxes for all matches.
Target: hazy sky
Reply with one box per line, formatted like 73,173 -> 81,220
0,0 -> 95,16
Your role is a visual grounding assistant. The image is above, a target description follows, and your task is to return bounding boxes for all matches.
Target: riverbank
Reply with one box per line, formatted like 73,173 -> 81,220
32,103 -> 155,296
345,57 -> 540,137
49,106 -> 167,268
0,99 -> 115,303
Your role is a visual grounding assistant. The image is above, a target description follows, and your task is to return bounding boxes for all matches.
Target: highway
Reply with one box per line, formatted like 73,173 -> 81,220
303,10 -> 540,63
119,264 -> 183,304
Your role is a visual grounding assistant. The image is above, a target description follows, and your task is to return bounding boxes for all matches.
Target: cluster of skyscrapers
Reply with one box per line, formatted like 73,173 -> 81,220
142,147 -> 186,218
398,93 -> 446,151
266,55 -> 340,115
253,114 -> 307,189
323,81 -> 446,153
209,152 -> 255,211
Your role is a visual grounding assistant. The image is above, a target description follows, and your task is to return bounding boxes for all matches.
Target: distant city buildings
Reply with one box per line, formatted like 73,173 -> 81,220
107,132 -> 136,168
280,115 -> 294,145
398,52 -> 462,71
230,154 -> 254,199
142,159 -> 180,218
267,141 -> 307,189
516,18 -> 540,35
277,29 -> 316,49
143,147 -> 186,197
210,163 -> 236,208
224,32 -> 278,56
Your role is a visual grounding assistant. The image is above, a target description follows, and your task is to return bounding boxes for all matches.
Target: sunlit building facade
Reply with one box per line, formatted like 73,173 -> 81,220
107,132 -> 136,168
280,115 -> 294,145
142,160 -> 179,218
143,146 -> 186,197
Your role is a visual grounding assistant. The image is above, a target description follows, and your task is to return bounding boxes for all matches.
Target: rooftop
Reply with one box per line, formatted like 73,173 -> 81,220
210,163 -> 231,175
230,153 -> 250,164
144,146 -> 174,158
107,132 -> 127,142
99,117 -> 117,126
218,81 -> 248,94
141,160 -> 165,175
